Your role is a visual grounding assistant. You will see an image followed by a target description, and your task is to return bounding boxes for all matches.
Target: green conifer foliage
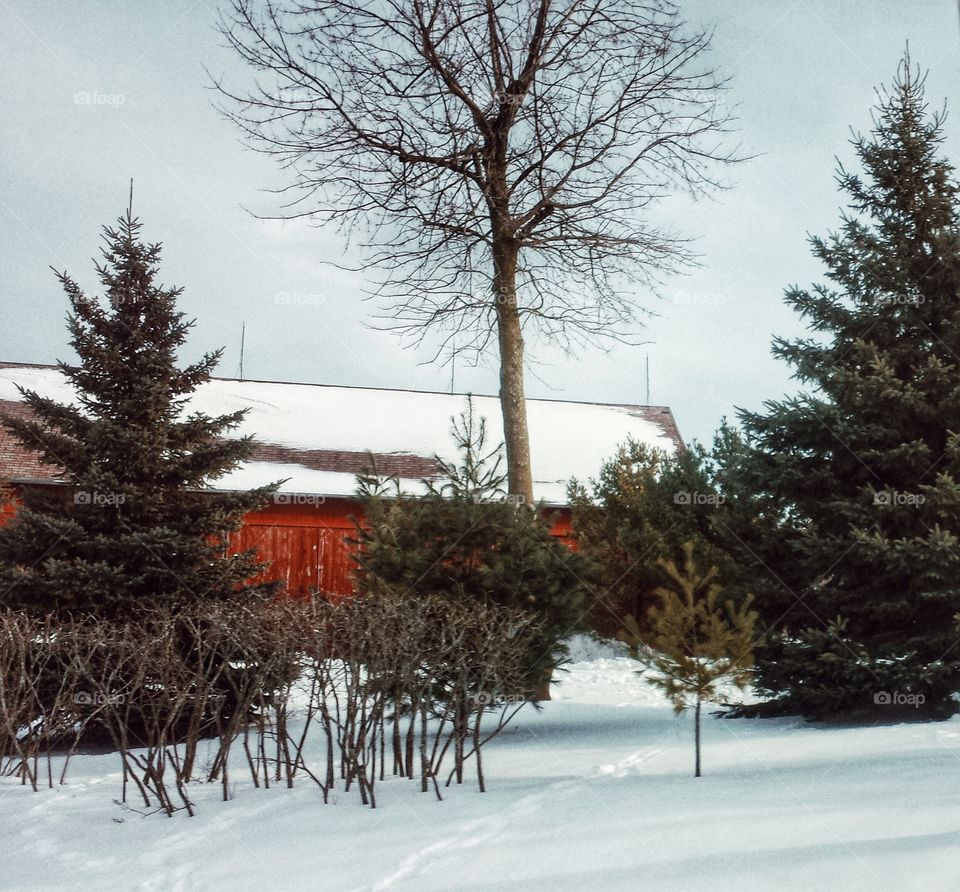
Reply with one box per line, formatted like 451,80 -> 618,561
352,402 -> 587,698
0,211 -> 278,616
569,438 -> 740,638
733,55 -> 960,716
631,542 -> 756,777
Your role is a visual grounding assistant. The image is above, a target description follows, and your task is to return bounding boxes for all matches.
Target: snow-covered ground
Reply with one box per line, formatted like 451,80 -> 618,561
2,636 -> 959,891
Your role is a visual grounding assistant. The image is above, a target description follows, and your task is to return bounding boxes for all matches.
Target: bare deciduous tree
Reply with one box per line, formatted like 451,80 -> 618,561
216,0 -> 738,500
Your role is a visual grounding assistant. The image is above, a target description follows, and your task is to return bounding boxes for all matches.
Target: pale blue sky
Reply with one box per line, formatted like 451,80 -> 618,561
1,1 -> 958,448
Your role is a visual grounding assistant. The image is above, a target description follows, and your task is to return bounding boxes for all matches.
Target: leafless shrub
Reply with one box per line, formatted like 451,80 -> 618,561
0,611 -> 68,789
0,590 -> 538,814
292,587 -> 541,807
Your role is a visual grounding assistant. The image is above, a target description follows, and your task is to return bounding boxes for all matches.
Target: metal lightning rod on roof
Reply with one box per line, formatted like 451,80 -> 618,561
239,322 -> 246,381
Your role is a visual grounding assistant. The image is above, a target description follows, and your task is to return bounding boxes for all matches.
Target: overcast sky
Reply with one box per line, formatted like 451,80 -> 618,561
1,0 -> 958,449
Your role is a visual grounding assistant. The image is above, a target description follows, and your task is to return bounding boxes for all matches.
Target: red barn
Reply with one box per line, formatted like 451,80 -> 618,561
0,362 -> 683,597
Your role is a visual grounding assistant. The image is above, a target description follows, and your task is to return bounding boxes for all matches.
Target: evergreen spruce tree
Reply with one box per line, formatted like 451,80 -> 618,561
628,542 -> 756,777
569,437 -> 742,639
734,54 -> 960,717
352,401 -> 587,699
0,210 -> 278,617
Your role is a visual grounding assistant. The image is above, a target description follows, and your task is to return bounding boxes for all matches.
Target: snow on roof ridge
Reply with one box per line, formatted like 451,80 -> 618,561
0,361 -> 682,505
0,360 -> 672,414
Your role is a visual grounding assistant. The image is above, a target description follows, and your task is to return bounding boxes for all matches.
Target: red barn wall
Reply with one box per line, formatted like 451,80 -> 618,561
0,496 -> 16,523
233,497 -> 359,599
1,486 -> 574,599
236,498 -> 575,598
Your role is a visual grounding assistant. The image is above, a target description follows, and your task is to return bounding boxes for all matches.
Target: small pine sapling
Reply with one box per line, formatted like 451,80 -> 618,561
635,542 -> 757,777
352,398 -> 587,700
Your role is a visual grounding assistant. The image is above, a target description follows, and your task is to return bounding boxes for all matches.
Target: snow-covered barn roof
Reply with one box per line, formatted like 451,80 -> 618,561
0,362 -> 682,507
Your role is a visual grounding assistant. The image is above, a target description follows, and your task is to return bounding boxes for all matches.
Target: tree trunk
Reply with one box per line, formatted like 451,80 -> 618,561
492,241 -> 534,505
534,675 -> 552,702
694,696 -> 702,778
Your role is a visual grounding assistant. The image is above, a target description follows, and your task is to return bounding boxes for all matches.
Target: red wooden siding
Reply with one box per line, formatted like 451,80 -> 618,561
1,487 -> 574,600
0,495 -> 16,523
233,498 -> 359,598
235,498 -> 574,598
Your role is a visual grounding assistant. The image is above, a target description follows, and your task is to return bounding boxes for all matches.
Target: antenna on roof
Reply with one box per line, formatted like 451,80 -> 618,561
239,322 -> 246,381
450,352 -> 456,394
645,353 -> 651,405
127,178 -> 134,217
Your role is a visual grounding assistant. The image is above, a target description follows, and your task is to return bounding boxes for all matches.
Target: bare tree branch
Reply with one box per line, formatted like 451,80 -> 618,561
215,0 -> 741,499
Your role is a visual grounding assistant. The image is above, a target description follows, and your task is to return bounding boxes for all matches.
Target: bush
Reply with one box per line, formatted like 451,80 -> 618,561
0,586 -> 540,813
352,403 -> 587,699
